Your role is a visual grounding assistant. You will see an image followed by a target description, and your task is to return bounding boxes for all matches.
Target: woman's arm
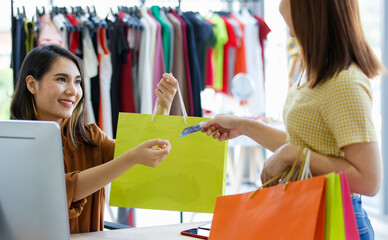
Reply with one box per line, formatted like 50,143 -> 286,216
72,139 -> 171,202
261,142 -> 382,196
202,115 -> 288,152
72,73 -> 178,202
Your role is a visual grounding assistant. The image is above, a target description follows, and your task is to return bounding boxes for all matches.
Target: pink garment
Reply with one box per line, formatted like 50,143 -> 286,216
205,47 -> 215,88
170,9 -> 194,116
148,9 -> 166,107
38,14 -> 64,47
340,173 -> 360,240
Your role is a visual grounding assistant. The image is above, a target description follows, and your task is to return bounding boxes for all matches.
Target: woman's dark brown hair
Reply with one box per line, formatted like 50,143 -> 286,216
289,0 -> 385,88
11,45 -> 95,148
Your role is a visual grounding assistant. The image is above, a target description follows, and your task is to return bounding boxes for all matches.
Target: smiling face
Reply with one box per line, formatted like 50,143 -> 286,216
26,56 -> 83,124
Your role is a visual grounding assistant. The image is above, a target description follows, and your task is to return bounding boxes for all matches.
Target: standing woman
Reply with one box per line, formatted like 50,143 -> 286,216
202,0 -> 385,239
10,45 -> 178,233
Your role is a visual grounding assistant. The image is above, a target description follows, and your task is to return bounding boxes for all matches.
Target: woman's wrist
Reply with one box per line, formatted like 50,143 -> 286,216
156,105 -> 170,115
284,143 -> 304,167
238,118 -> 250,136
240,118 -> 262,137
121,148 -> 138,168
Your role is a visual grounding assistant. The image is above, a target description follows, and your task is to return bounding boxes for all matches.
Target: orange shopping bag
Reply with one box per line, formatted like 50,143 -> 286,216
209,148 -> 326,240
209,175 -> 326,240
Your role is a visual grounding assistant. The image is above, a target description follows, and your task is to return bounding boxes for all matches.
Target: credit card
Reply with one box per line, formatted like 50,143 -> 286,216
179,121 -> 208,137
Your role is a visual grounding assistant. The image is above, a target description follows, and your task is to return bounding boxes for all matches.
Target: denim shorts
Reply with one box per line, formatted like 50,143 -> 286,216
352,194 -> 375,240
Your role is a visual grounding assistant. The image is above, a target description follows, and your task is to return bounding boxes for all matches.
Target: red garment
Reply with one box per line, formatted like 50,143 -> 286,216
99,27 -> 110,54
118,13 -> 136,113
203,19 -> 214,89
66,13 -> 80,54
229,13 -> 246,75
119,50 -> 136,113
254,15 -> 271,81
221,16 -> 237,95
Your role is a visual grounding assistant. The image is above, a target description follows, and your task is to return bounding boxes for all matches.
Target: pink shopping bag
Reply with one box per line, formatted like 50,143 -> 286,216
339,172 -> 360,240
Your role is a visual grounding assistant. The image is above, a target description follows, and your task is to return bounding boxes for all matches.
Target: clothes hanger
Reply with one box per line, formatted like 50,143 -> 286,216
17,7 -> 26,18
35,6 -> 45,17
117,7 -> 133,28
51,6 -> 58,17
59,7 -> 76,32
87,6 -> 104,29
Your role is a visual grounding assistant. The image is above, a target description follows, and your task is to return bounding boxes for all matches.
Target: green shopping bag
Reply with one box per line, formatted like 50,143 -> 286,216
109,112 -> 228,213
325,172 -> 345,240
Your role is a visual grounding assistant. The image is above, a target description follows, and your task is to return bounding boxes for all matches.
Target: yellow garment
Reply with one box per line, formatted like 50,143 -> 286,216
287,38 -> 300,86
24,19 -> 37,54
287,38 -> 299,58
283,64 -> 377,158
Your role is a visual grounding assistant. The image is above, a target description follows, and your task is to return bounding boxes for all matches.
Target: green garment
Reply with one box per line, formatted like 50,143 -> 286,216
151,6 -> 171,72
209,14 -> 228,91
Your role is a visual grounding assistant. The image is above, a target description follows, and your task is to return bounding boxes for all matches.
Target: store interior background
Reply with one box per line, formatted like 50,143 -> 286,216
0,0 -> 387,238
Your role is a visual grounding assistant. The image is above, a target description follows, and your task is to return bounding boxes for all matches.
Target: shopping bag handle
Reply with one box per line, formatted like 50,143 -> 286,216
299,148 -> 312,180
277,148 -> 311,185
151,78 -> 188,125
249,168 -> 291,198
249,147 -> 311,198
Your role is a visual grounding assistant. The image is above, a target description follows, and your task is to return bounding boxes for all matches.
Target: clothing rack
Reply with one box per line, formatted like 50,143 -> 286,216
242,0 -> 262,1
9,0 -> 179,84
9,0 -> 194,225
10,0 -> 270,227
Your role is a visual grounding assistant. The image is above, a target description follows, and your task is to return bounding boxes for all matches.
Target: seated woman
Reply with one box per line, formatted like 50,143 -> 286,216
10,45 -> 178,233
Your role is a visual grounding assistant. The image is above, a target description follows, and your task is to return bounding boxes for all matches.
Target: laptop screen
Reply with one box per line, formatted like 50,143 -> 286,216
0,120 -> 70,240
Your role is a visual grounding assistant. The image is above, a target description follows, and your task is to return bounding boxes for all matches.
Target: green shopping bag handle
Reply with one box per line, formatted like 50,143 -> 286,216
151,79 -> 188,125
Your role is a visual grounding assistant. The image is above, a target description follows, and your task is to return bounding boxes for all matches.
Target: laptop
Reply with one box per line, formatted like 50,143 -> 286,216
0,120 -> 70,240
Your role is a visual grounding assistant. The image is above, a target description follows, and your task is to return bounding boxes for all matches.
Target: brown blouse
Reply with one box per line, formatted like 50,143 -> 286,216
63,123 -> 115,233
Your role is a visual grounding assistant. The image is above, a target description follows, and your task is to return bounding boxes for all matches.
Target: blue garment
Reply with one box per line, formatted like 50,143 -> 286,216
11,16 -> 26,86
107,18 -> 129,138
180,14 -> 203,117
352,195 -> 375,240
184,12 -> 214,89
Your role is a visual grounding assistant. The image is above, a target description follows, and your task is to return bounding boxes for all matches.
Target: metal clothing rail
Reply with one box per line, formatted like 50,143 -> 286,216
222,0 -> 261,2
140,0 -> 181,8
